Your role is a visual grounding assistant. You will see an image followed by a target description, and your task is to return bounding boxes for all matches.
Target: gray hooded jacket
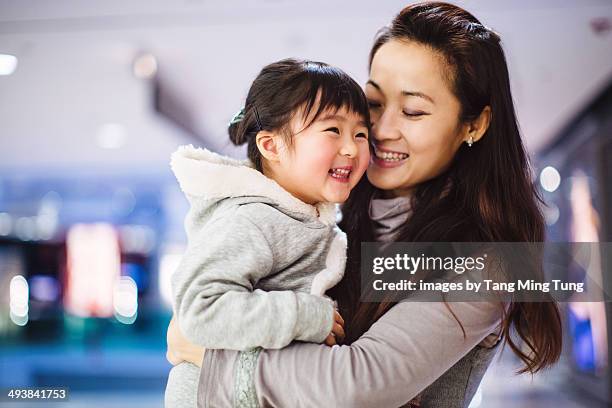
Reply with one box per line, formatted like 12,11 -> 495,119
165,145 -> 348,407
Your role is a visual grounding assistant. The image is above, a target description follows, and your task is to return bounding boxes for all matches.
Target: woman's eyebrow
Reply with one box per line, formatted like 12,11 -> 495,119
366,79 -> 383,96
402,90 -> 435,104
367,79 -> 434,104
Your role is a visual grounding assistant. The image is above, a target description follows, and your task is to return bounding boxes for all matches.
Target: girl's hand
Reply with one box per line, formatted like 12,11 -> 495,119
324,310 -> 345,346
166,314 -> 206,367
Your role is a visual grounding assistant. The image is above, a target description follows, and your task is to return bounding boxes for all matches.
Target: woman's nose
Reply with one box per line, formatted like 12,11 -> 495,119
373,110 -> 401,142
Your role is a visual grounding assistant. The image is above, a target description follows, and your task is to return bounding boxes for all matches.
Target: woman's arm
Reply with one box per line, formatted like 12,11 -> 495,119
166,314 -> 206,367
198,297 -> 503,408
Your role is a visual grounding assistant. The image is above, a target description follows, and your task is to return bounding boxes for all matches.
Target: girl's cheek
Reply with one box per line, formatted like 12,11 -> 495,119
316,152 -> 336,175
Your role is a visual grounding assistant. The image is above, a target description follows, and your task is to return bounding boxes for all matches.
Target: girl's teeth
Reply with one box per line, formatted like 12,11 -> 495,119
330,168 -> 350,178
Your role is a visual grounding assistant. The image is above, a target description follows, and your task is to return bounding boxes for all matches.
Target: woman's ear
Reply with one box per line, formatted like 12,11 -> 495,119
255,131 -> 281,163
466,105 -> 492,143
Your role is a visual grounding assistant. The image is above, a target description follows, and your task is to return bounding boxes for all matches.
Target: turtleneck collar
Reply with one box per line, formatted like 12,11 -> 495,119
368,192 -> 413,243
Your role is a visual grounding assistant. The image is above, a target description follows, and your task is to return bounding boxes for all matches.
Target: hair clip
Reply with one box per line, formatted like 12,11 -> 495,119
253,106 -> 263,131
229,106 -> 245,126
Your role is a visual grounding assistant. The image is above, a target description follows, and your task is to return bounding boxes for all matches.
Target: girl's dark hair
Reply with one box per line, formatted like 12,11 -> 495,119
228,58 -> 371,172
330,2 -> 562,374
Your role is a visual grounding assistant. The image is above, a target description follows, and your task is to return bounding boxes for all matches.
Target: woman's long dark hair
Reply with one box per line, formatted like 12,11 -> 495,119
329,2 -> 562,374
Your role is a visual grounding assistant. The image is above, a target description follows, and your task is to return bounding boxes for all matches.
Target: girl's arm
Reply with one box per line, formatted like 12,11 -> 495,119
173,212 -> 334,351
197,297 -> 503,407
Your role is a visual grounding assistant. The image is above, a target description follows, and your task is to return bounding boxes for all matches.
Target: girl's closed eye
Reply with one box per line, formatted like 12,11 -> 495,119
325,127 -> 341,134
355,131 -> 368,139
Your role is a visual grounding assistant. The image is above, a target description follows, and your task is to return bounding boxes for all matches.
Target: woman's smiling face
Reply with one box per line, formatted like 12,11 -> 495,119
365,39 -> 468,197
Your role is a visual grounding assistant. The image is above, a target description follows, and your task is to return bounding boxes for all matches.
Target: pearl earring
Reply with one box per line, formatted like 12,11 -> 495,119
467,136 -> 474,147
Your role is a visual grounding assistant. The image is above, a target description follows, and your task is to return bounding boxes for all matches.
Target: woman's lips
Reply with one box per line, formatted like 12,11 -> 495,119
372,146 -> 409,168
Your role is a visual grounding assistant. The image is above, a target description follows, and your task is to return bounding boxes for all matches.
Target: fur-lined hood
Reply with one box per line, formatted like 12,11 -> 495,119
170,144 -> 337,225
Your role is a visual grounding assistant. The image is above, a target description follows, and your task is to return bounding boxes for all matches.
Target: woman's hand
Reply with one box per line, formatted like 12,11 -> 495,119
166,314 -> 206,367
324,310 -> 345,346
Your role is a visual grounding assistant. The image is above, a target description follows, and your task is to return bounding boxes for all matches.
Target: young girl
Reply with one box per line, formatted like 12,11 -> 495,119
165,58 -> 371,407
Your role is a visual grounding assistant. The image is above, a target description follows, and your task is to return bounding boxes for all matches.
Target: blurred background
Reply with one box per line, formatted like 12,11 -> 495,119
0,0 -> 611,407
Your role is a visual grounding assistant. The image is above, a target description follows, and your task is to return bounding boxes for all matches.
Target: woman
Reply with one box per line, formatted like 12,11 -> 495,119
167,2 -> 562,407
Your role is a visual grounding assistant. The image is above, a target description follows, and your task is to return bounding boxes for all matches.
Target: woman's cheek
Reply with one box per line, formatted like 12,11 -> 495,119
407,123 -> 446,158
357,144 -> 371,176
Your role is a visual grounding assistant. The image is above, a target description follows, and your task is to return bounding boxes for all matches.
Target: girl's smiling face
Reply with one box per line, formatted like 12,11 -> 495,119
273,105 -> 370,205
365,39 -> 468,197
